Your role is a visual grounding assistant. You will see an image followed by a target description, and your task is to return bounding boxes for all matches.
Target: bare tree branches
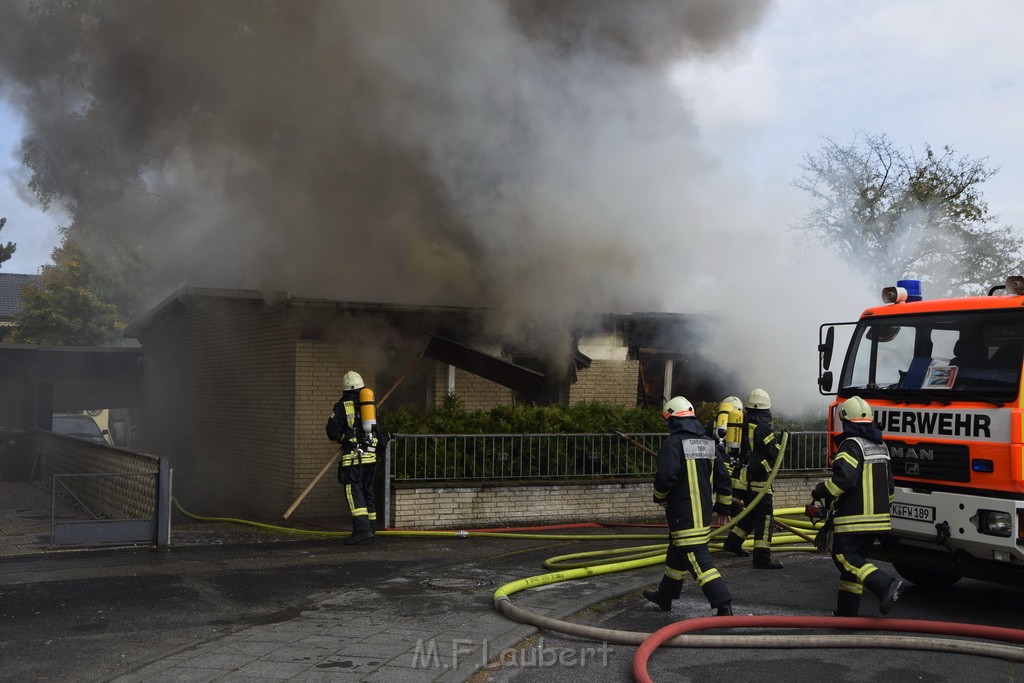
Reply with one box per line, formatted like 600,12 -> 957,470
792,132 -> 1021,297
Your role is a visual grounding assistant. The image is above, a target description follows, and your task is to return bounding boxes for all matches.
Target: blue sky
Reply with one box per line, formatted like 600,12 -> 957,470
0,97 -> 66,273
669,0 -> 1024,239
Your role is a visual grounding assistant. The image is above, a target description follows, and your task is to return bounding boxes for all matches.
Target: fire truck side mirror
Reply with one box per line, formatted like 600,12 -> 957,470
818,327 -> 835,370
818,371 -> 833,392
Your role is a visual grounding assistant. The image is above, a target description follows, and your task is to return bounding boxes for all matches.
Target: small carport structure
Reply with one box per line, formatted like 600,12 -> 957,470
0,344 -> 144,430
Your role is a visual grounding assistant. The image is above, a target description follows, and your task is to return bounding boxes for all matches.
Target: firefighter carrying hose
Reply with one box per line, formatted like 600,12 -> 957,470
643,396 -> 735,616
721,388 -> 784,568
326,370 -> 380,546
811,396 -> 905,616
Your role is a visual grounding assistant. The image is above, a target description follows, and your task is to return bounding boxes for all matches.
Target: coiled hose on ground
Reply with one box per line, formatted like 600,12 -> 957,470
173,429 -> 1024,679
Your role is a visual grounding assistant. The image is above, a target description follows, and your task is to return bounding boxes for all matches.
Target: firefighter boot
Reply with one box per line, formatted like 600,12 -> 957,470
716,601 -> 734,617
643,576 -> 682,612
863,571 -> 904,615
752,548 -> 783,569
722,533 -> 749,557
832,590 -> 861,617
878,578 -> 905,615
344,516 -> 375,546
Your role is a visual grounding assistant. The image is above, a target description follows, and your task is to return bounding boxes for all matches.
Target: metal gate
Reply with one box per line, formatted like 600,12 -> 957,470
50,457 -> 171,547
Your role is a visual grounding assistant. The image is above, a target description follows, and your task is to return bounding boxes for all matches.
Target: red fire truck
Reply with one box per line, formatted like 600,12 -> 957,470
818,277 -> 1024,587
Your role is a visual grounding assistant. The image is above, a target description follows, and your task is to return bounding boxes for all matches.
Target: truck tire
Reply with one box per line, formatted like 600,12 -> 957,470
892,563 -> 961,588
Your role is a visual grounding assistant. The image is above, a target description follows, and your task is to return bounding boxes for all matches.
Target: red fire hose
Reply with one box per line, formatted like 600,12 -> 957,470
633,615 -> 1024,683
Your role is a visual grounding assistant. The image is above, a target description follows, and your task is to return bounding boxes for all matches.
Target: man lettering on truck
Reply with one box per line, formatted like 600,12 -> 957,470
811,396 -> 905,616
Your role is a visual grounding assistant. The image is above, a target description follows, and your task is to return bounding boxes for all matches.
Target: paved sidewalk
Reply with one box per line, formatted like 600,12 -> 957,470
110,560 -> 654,682
0,479 -> 83,557
1,481 -> 662,682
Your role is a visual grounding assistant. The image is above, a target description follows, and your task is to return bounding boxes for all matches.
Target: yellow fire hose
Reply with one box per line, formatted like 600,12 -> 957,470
170,432 -> 1024,667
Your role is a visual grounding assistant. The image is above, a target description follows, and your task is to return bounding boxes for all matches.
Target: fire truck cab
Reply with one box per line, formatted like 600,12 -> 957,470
818,277 -> 1024,587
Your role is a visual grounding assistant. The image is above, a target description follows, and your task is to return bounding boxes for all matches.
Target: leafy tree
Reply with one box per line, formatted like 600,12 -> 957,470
0,217 -> 15,267
792,132 -> 1022,297
8,237 -> 125,345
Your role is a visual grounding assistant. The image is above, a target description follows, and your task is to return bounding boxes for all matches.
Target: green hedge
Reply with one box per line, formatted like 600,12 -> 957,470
382,395 -> 825,435
382,395 -> 662,435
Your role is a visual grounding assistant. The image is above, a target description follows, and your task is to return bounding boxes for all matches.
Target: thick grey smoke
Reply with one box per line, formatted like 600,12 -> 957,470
5,1 -> 870,410
0,0 -> 767,300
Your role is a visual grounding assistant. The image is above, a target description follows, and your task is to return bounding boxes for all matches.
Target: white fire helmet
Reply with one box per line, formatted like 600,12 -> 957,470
341,371 -> 365,392
840,395 -> 873,423
662,396 -> 695,419
720,395 -> 743,412
745,388 -> 771,410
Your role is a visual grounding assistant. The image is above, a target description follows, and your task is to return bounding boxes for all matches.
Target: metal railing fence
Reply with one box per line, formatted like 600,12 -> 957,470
389,432 -> 829,482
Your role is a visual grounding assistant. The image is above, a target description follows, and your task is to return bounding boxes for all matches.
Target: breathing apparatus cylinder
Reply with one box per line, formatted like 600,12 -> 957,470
358,387 -> 377,434
724,408 -> 743,452
714,397 -> 744,454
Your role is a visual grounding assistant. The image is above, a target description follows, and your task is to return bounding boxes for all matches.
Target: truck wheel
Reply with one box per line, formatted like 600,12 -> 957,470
892,563 -> 961,588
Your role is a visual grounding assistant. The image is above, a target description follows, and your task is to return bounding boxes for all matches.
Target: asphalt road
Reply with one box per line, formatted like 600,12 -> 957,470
1,530 -> 1023,682
480,551 -> 1024,683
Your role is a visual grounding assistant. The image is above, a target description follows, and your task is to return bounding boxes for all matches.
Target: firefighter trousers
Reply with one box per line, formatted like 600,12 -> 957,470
662,541 -> 732,609
830,532 -> 895,616
339,462 -> 377,526
726,490 -> 775,551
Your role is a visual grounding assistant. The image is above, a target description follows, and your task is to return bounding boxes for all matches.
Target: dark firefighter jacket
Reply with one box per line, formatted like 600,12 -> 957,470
812,421 -> 894,535
743,408 -> 781,494
325,389 -> 379,466
653,416 -> 733,546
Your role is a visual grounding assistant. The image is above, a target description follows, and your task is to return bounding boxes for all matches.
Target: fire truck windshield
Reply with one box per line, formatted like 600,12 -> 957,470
839,311 -> 1024,403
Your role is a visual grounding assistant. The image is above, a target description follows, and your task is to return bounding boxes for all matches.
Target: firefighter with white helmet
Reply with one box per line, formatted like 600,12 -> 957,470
643,396 -> 735,616
326,370 -> 380,545
811,396 -> 905,616
712,395 -> 744,453
710,395 -> 748,547
720,388 -> 785,568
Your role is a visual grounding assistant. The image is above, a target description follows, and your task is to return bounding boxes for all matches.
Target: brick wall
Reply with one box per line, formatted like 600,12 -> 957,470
135,294 -> 396,522
34,430 -> 161,519
432,362 -> 514,410
388,471 -> 826,529
137,296 -> 297,520
392,480 -> 657,528
772,472 -> 829,509
569,359 -> 638,407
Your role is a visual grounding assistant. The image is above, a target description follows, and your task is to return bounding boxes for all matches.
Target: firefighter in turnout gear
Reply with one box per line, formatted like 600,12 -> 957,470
711,395 -> 750,557
326,370 -> 380,545
812,396 -> 905,616
721,388 -> 784,568
644,396 -> 735,616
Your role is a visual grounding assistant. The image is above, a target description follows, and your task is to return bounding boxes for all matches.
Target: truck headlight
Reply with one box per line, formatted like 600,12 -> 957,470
971,510 -> 1013,537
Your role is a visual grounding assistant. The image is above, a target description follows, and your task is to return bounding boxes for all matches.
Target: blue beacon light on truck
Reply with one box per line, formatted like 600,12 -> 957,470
881,279 -> 923,304
896,279 -> 923,302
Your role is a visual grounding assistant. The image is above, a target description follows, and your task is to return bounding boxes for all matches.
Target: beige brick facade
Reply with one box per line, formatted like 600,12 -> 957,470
125,290 -> 735,525
568,359 -> 639,407
137,297 -> 298,520
35,431 -> 161,520
389,472 -> 825,529
432,362 -> 514,410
